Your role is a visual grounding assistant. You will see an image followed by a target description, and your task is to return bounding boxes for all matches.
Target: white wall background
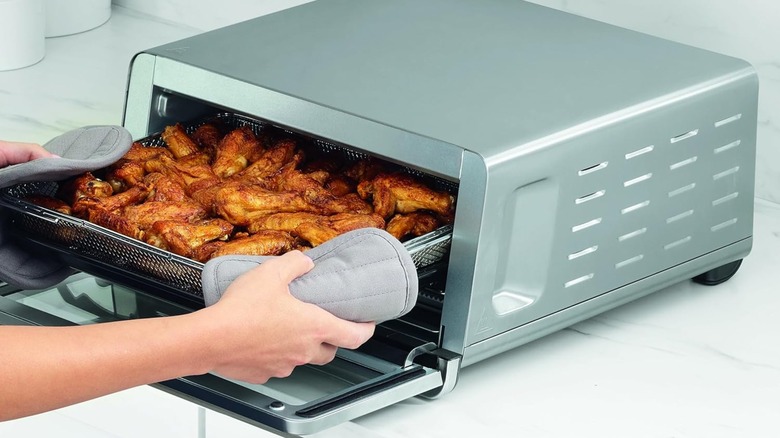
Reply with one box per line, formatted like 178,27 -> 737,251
113,0 -> 780,204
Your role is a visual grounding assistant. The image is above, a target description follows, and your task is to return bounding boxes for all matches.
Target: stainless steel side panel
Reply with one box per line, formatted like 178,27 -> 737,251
461,238 -> 751,366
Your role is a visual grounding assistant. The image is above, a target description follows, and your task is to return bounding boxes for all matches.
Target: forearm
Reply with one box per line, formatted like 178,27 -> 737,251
0,313 -> 214,421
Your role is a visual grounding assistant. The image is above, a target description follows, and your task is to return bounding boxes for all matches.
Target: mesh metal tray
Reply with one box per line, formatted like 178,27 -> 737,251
0,113 -> 454,301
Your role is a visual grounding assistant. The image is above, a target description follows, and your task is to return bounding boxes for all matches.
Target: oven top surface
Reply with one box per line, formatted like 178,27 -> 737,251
147,0 -> 752,156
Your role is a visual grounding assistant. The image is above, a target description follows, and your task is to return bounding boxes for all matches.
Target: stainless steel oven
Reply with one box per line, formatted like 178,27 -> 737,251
0,0 -> 757,434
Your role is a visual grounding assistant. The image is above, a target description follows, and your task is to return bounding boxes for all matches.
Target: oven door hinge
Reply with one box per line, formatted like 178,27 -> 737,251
404,342 -> 461,399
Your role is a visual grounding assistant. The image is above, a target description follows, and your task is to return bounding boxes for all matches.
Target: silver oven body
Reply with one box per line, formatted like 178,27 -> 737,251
2,0 -> 757,435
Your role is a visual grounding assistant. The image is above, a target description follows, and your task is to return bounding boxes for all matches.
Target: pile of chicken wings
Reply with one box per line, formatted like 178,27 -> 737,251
26,120 -> 455,263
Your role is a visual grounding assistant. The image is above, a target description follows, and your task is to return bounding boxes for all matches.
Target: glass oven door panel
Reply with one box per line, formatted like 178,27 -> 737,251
0,273 -> 449,435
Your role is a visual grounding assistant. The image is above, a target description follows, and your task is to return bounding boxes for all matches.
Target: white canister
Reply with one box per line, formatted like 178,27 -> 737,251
45,0 -> 112,37
0,0 -> 46,71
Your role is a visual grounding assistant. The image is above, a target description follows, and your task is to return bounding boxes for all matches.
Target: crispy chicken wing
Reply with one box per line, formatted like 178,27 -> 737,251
386,212 -> 441,241
103,159 -> 146,193
145,153 -> 220,195
214,184 -> 322,226
87,209 -> 145,241
207,230 -> 296,259
123,200 -> 207,231
72,185 -> 149,218
237,139 -> 299,182
294,212 -> 385,247
57,172 -> 113,205
273,164 -> 373,215
23,194 -> 72,215
123,142 -> 173,162
246,212 -> 323,234
357,172 -> 454,219
191,122 -> 223,159
144,172 -> 189,202
146,218 -> 234,258
161,123 -> 200,159
212,126 -> 265,179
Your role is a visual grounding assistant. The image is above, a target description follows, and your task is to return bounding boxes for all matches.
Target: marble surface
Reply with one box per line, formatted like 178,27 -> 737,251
1,5 -> 779,438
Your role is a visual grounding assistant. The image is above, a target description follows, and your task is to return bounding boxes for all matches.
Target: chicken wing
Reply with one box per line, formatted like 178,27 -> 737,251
161,123 -> 200,159
144,172 -> 189,202
191,122 -> 223,159
237,138 -> 299,182
273,164 -> 373,215
357,172 -> 455,219
295,212 -> 385,247
123,200 -> 207,231
72,185 -> 149,218
103,158 -> 146,193
214,184 -> 322,227
146,218 -> 234,258
23,194 -> 72,215
246,212 -> 323,234
386,212 -> 441,241
57,172 -> 113,205
207,230 -> 296,259
212,126 -> 265,179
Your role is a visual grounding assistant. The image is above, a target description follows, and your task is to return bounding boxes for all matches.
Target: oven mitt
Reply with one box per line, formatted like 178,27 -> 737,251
0,125 -> 133,290
202,228 -> 418,323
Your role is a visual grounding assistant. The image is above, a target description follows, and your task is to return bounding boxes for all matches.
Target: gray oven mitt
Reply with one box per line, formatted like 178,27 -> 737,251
202,228 -> 418,323
0,126 -> 133,290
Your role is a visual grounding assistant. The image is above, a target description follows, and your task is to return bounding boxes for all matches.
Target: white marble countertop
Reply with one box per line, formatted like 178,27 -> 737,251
1,7 -> 778,438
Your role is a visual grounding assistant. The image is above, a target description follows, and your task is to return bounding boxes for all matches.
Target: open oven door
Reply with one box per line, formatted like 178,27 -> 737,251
0,273 -> 460,435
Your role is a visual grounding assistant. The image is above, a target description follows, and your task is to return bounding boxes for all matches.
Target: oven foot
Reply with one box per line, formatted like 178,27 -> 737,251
692,259 -> 743,286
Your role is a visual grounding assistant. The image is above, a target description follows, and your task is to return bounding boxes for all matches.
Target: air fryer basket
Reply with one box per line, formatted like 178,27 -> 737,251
0,113 -> 455,302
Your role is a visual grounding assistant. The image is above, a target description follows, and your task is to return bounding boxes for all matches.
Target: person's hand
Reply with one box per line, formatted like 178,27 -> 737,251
195,250 -> 376,383
0,140 -> 56,168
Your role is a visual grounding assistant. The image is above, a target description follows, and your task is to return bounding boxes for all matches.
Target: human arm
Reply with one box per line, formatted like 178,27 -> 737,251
0,140 -> 56,167
0,251 -> 375,421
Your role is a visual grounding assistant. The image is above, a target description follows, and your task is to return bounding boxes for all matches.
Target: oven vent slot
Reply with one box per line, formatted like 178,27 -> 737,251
670,129 -> 698,143
625,145 -> 654,160
715,140 -> 741,154
714,113 -> 742,127
578,161 -> 608,176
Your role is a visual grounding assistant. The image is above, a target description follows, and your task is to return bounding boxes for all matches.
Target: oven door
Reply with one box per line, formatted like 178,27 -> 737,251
0,273 -> 459,435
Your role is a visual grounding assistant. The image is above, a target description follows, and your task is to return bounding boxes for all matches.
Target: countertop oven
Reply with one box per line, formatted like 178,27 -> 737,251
0,0 -> 757,435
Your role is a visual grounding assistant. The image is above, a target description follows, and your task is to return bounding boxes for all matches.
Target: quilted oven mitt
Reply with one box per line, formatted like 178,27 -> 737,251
202,227 -> 419,323
0,126 -> 133,290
